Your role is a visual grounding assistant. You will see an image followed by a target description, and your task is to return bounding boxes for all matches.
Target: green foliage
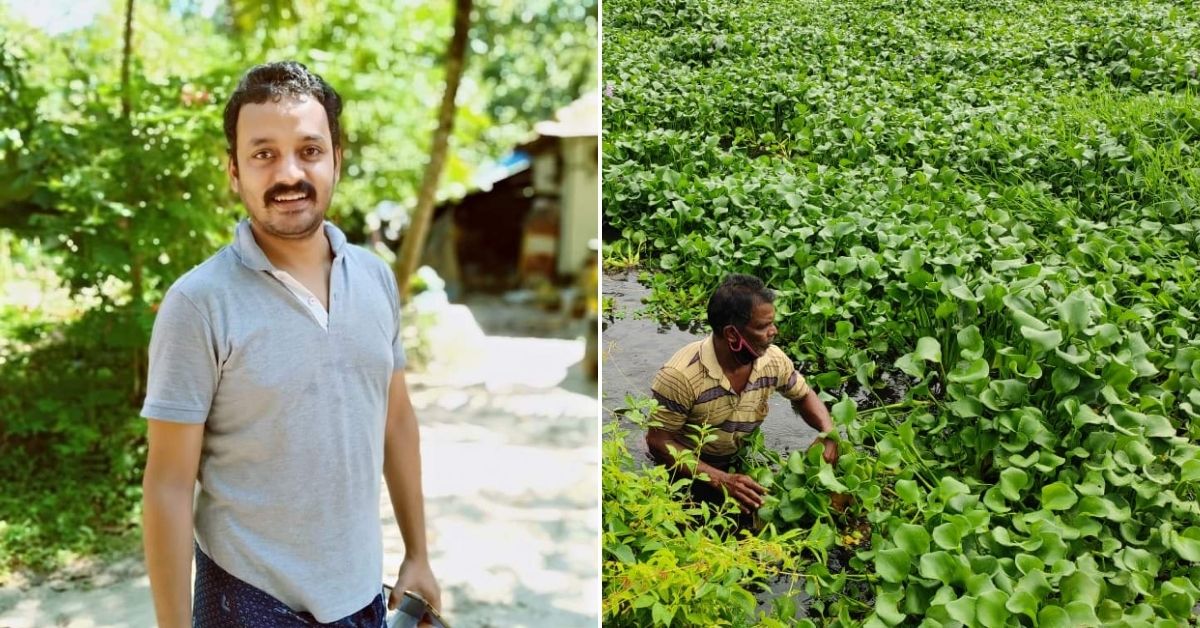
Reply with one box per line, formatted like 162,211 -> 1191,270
602,238 -> 643,272
0,308 -> 147,576
605,0 -> 1200,624
601,295 -> 625,321
603,396 -> 824,627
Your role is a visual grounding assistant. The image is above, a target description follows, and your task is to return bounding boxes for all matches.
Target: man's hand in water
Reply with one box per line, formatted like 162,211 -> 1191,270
813,435 -> 839,465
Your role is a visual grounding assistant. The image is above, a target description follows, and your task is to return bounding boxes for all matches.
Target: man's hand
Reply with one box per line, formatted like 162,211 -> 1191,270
812,435 -> 839,465
711,470 -> 767,512
388,556 -> 441,625
792,391 -> 841,466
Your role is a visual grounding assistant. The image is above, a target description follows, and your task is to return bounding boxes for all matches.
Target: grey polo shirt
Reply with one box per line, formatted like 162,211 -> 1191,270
141,218 -> 405,622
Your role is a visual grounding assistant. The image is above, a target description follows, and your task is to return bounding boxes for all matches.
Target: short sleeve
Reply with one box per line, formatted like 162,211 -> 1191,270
777,359 -> 811,401
381,263 -> 407,370
649,366 -> 694,432
392,307 -> 407,370
140,289 -> 219,423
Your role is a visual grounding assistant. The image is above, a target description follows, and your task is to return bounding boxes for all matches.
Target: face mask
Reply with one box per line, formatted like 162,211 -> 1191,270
725,325 -> 761,365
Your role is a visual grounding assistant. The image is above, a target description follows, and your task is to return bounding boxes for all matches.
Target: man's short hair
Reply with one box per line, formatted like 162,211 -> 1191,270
707,273 -> 774,331
223,61 -> 343,163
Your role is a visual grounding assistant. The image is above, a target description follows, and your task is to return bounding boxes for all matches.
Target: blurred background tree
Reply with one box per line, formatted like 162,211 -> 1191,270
0,0 -> 596,578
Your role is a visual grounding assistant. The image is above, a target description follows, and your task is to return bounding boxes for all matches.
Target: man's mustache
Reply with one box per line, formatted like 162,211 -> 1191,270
264,181 -> 316,205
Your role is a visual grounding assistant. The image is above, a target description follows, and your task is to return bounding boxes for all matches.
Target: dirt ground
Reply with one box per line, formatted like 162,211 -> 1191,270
0,300 -> 599,628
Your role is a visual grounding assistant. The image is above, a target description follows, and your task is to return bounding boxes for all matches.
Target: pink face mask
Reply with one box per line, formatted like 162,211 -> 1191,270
726,325 -> 762,361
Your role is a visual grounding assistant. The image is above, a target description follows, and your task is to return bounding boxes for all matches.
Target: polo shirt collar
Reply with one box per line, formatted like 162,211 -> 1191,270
699,335 -> 724,381
701,334 -> 764,393
232,218 -> 347,272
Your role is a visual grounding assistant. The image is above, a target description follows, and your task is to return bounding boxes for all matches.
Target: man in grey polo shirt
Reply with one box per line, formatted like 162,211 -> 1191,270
140,61 -> 440,627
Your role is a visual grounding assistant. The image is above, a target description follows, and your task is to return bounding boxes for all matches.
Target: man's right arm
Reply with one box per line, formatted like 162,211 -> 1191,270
139,287 -> 218,627
645,428 -> 765,511
646,428 -> 766,511
142,419 -> 204,628
644,367 -> 766,511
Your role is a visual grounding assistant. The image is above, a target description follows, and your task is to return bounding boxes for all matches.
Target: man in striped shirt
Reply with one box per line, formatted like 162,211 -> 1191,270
646,274 -> 837,515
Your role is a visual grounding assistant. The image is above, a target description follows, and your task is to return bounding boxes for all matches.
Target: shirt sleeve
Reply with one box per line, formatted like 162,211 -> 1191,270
382,263 -> 407,370
777,358 -> 811,401
649,366 -> 694,432
140,289 -> 219,424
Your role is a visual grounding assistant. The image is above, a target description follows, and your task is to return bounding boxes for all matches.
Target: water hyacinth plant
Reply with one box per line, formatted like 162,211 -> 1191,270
602,0 -> 1200,625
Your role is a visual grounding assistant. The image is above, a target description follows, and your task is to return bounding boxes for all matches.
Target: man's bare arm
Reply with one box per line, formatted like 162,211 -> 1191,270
646,427 -> 766,511
142,419 -> 204,628
382,370 -> 441,613
790,389 -> 838,463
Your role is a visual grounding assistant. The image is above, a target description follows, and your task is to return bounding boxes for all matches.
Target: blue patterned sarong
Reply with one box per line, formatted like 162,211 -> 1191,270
193,545 -> 385,627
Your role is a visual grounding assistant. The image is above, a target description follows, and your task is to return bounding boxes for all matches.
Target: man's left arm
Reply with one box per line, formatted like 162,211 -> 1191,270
776,361 -> 839,464
383,369 -> 442,614
790,390 -> 839,464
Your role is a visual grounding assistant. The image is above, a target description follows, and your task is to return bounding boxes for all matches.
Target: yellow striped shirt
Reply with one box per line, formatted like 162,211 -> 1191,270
650,336 -> 810,457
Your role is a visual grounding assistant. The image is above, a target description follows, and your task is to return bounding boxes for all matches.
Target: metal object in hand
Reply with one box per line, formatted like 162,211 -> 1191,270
383,585 -> 449,628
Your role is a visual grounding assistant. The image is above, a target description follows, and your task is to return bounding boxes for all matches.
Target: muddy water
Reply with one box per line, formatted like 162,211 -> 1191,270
602,272 -> 824,464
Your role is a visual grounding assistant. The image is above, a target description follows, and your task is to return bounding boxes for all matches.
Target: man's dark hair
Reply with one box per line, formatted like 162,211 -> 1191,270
223,61 -> 343,164
707,274 -> 775,332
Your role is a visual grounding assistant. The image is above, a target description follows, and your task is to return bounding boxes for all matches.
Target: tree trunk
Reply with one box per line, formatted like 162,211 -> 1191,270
120,0 -> 146,400
393,0 -> 473,298
120,0 -> 134,122
121,0 -> 142,310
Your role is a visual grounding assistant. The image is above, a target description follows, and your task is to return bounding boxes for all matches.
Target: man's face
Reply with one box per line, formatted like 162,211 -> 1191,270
727,300 -> 778,355
228,96 -> 339,240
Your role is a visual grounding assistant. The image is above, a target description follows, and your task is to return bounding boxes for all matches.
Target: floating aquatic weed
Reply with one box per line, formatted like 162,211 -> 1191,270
603,0 -> 1200,624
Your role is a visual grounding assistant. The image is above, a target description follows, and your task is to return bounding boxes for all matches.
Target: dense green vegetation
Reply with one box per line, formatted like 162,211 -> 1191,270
603,0 -> 1200,625
0,0 -> 595,579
